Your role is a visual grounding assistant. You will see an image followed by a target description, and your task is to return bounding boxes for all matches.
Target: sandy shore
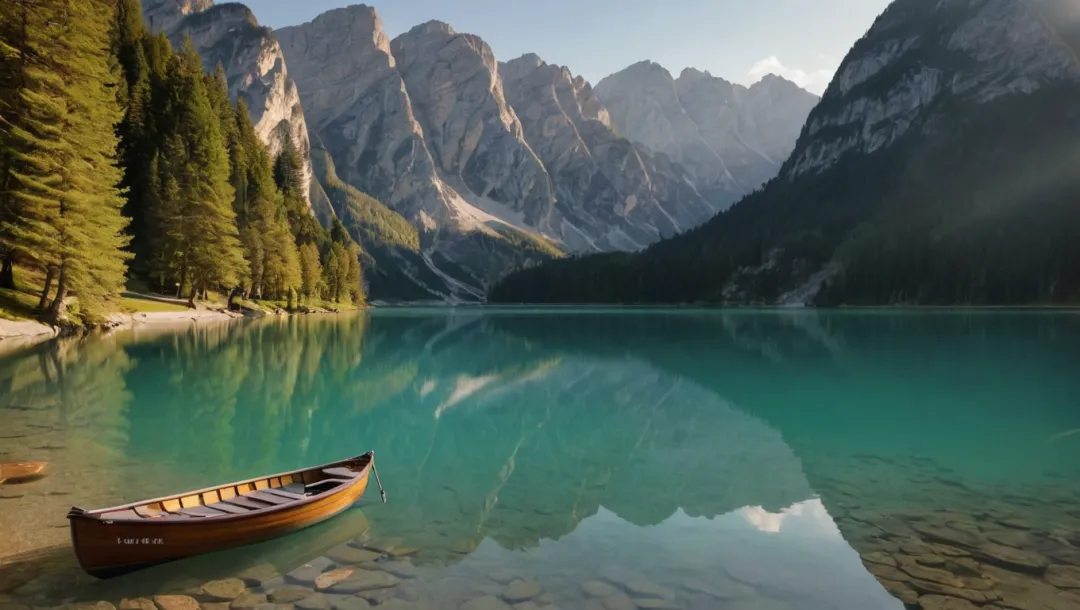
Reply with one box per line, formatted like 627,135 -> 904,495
0,310 -> 243,357
104,309 -> 244,328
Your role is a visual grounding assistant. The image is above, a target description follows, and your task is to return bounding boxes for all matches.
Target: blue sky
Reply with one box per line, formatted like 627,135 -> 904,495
245,0 -> 892,94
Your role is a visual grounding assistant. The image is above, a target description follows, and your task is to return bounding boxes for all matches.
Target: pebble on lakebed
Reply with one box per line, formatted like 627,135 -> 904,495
837,476 -> 1080,610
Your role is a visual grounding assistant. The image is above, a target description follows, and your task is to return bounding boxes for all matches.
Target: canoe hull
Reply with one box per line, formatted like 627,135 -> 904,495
70,471 -> 369,578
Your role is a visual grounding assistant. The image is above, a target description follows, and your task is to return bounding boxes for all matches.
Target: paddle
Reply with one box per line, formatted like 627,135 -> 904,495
370,453 -> 387,503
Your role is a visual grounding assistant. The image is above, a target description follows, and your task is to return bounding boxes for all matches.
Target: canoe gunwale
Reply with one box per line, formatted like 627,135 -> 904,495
68,452 -> 374,525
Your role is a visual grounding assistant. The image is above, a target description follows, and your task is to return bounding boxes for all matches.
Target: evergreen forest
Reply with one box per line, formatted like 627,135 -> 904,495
0,0 -> 366,324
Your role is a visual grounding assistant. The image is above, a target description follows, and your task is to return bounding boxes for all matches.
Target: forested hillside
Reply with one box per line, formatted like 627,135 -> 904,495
0,0 -> 367,324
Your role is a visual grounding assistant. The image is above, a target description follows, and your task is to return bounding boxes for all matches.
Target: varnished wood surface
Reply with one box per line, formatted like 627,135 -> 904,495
68,453 -> 374,578
0,461 -> 49,484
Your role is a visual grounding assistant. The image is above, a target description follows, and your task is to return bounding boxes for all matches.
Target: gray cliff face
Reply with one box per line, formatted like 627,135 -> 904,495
596,62 -> 819,208
142,0 -> 325,216
142,0 -> 213,33
786,0 -> 1080,178
278,7 -> 559,303
389,22 -> 557,230
275,7 -> 448,229
500,55 -> 715,251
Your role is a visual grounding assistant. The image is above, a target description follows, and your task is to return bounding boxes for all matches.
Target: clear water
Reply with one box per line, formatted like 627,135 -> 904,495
2,310 -> 1079,610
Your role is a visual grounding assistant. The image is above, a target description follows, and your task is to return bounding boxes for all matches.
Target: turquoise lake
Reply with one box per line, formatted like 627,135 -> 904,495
2,310 -> 1080,610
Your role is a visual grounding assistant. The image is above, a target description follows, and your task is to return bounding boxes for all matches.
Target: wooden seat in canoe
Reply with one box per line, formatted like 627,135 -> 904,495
261,487 -> 306,500
67,451 -> 385,580
244,491 -> 292,505
204,502 -> 248,515
223,496 -> 274,510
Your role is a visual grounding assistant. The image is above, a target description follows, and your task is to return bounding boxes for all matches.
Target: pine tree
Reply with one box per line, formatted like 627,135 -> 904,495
345,242 -> 365,304
229,99 -> 303,301
322,244 -> 341,303
0,0 -> 36,289
113,0 -> 154,268
151,37 -> 246,302
0,0 -> 132,321
273,130 -> 323,245
299,242 -> 324,300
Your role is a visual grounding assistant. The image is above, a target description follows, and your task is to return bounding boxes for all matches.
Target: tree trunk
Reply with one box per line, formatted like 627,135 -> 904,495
37,265 -> 56,310
48,265 -> 67,324
177,250 -> 189,299
0,251 -> 14,289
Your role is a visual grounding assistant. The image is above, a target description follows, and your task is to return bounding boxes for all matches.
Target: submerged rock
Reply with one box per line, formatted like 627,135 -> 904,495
326,546 -> 382,566
295,593 -> 330,610
328,596 -> 371,610
229,593 -> 267,610
154,596 -> 200,610
237,564 -> 281,588
119,599 -> 158,610
898,562 -> 965,587
200,579 -> 247,601
266,586 -> 314,604
878,579 -> 918,605
581,581 -> 619,598
460,596 -> 511,610
917,595 -> 980,610
906,580 -> 998,604
375,561 -> 417,579
488,571 -> 518,585
862,551 -> 898,567
1046,564 -> 1080,589
601,595 -> 636,610
969,542 -> 1048,574
501,580 -> 541,603
315,570 -> 355,591
328,571 -> 398,594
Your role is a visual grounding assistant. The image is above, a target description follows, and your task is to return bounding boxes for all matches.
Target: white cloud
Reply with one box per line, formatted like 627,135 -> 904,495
747,55 -> 837,94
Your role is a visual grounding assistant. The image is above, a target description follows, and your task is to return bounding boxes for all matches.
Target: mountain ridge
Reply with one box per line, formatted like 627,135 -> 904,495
489,0 -> 1080,306
273,4 -> 817,300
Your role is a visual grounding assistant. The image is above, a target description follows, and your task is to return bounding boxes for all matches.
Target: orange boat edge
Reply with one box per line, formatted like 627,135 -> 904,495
67,451 -> 386,579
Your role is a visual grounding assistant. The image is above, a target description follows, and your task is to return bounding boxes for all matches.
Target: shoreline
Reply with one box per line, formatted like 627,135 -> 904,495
0,304 -> 373,357
0,310 -> 244,357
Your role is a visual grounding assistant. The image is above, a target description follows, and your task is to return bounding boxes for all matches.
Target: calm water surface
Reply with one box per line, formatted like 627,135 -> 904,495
1,310 -> 1079,610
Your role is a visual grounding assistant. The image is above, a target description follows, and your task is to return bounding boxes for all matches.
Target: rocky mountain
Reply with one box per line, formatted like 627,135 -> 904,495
595,63 -> 820,209
141,0 -> 330,219
277,8 -> 563,302
277,6 -> 737,299
499,54 -> 716,251
155,1 -> 815,302
490,0 -> 1080,306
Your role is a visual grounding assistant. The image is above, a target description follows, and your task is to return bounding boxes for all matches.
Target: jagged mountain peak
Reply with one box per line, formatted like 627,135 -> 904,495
677,66 -> 718,83
596,59 -> 817,206
408,19 -> 456,37
753,73 -> 799,89
623,59 -> 673,76
304,3 -> 380,25
142,0 -> 214,32
180,2 -> 260,30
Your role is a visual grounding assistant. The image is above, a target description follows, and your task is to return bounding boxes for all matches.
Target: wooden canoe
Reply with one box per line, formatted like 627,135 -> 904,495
68,452 -> 384,579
